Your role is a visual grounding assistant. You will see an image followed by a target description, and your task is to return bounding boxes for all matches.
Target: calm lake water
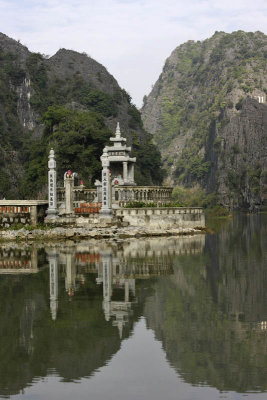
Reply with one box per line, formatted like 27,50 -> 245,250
0,214 -> 266,400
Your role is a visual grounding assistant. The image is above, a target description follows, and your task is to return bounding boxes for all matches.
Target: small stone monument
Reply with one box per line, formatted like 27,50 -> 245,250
46,149 -> 58,219
99,148 -> 112,216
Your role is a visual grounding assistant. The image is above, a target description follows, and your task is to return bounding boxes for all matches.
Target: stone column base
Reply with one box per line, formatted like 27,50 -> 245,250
45,210 -> 59,223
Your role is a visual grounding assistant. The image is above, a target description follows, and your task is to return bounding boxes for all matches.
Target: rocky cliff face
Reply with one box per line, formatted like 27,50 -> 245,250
142,31 -> 267,210
0,33 -> 163,198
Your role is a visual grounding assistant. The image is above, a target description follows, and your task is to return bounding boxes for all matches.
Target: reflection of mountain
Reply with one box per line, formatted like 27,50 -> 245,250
206,214 -> 267,322
0,235 -> 205,397
144,215 -> 267,392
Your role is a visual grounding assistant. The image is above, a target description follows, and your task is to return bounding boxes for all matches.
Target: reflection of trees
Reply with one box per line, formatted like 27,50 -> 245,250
144,215 -> 267,392
0,270 -> 141,397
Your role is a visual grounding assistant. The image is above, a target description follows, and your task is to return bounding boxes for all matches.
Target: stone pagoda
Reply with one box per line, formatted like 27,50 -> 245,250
103,122 -> 136,186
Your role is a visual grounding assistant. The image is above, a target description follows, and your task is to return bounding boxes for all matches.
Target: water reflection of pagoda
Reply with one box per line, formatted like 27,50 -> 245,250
97,251 -> 135,338
47,246 -> 174,336
0,236 -> 205,337
46,236 -> 205,335
46,237 -> 204,337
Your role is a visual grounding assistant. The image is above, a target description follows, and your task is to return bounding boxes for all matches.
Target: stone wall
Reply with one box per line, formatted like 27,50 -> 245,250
0,211 -> 31,228
115,207 -> 205,229
0,201 -> 48,227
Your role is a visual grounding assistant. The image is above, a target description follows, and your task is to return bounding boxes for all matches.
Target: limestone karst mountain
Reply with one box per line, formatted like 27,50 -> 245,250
141,31 -> 267,210
0,33 -> 163,198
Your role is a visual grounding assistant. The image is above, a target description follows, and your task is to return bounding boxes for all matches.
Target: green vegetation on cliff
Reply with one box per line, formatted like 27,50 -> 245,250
142,30 -> 267,210
0,34 -> 163,198
20,106 -> 111,196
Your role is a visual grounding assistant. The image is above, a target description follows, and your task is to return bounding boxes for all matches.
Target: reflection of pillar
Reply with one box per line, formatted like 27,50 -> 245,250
129,278 -> 135,296
65,253 -> 76,295
47,250 -> 59,321
96,261 -> 103,285
31,248 -> 38,272
102,252 -> 112,321
118,320 -> 124,339
125,280 -> 129,302
123,161 -> 128,184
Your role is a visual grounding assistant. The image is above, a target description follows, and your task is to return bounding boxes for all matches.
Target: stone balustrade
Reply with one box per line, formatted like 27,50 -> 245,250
57,187 -> 97,207
0,200 -> 48,227
57,185 -> 172,210
114,186 -> 173,203
115,207 -> 205,229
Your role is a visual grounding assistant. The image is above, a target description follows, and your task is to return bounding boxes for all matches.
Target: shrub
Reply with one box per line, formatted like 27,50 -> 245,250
124,201 -> 157,208
172,185 -> 217,208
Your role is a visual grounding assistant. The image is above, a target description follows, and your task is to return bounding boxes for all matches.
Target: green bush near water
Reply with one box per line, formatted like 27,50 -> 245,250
172,186 -> 216,208
124,201 -> 157,208
172,185 -> 230,215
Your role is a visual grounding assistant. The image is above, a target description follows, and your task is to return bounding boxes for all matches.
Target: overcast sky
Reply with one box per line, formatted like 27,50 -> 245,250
0,0 -> 266,107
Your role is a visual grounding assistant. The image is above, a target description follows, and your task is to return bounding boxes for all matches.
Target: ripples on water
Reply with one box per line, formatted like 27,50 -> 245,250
0,214 -> 266,400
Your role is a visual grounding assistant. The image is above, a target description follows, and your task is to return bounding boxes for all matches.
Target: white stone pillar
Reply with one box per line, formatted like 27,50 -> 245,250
123,161 -> 128,184
47,250 -> 58,321
112,185 -> 116,203
94,180 -> 102,203
129,164 -> 134,183
100,149 -> 112,216
65,172 -> 74,214
46,149 -> 58,218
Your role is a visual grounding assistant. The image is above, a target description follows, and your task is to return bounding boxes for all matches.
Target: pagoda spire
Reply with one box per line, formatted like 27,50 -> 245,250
115,122 -> 121,139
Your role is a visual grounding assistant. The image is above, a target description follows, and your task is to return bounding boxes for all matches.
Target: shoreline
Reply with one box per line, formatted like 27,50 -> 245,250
0,226 -> 206,243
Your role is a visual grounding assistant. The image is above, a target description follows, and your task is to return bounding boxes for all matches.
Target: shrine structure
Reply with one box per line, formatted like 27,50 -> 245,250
104,122 -> 136,186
